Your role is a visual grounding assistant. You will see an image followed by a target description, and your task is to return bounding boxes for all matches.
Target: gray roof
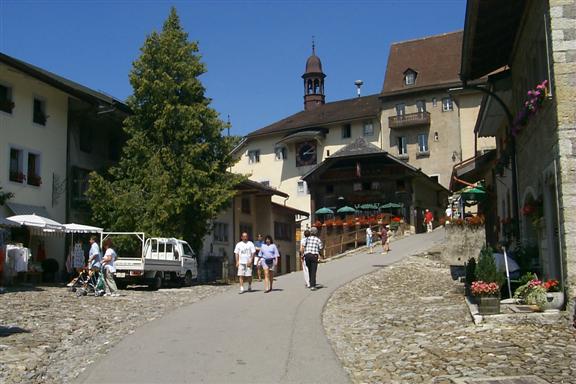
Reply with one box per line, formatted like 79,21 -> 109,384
0,52 -> 131,113
330,137 -> 383,158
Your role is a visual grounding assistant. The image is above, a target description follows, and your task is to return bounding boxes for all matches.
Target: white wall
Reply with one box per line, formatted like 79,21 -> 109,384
0,63 -> 68,269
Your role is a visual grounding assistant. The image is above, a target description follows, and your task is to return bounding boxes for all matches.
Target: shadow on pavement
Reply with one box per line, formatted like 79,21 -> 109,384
0,325 -> 31,337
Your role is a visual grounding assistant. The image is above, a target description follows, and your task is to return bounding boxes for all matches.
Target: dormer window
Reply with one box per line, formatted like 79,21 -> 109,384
404,69 -> 417,86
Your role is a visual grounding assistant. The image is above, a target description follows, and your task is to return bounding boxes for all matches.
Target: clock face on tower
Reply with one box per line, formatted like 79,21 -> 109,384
296,141 -> 317,167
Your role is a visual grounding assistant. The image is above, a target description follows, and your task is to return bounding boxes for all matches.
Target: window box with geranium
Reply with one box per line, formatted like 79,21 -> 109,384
28,174 -> 42,187
9,171 -> 26,183
512,80 -> 549,136
522,199 -> 543,227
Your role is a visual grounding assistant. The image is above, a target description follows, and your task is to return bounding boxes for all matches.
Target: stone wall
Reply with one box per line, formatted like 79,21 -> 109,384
549,0 -> 576,320
441,225 -> 486,266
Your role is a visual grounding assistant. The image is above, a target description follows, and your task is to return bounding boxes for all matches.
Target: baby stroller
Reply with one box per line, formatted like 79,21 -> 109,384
71,269 -> 105,297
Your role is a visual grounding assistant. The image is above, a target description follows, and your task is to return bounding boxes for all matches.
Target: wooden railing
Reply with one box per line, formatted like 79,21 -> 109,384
316,219 -> 407,258
389,111 -> 430,128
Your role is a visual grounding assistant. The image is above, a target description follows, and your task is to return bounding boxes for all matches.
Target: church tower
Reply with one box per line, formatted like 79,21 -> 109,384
302,42 -> 326,111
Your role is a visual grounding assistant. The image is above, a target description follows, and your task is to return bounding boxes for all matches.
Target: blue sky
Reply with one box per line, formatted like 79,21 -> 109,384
0,0 -> 466,136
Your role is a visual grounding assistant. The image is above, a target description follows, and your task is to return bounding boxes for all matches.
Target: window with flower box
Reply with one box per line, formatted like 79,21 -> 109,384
9,148 -> 24,183
27,153 -> 41,186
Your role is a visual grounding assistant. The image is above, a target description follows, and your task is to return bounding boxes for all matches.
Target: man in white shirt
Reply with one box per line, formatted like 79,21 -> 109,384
234,232 -> 255,294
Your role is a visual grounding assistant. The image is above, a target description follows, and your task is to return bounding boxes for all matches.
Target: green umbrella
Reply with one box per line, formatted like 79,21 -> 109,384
315,207 -> 334,215
360,204 -> 378,210
459,186 -> 486,201
381,202 -> 403,209
336,206 -> 356,213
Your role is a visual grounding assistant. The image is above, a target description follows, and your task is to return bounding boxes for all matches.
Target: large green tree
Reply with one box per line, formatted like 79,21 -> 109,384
87,7 -> 241,250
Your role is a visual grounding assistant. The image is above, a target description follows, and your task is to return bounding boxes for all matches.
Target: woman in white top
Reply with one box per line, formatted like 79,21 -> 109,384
102,238 -> 119,296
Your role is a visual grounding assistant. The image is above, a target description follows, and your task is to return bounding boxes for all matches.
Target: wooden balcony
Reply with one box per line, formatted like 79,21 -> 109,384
389,111 -> 431,128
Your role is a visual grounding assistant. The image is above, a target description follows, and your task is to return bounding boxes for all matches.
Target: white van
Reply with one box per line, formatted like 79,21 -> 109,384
104,233 -> 198,290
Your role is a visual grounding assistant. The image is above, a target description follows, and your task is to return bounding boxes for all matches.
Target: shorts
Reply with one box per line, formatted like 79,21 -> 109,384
237,263 -> 252,277
262,258 -> 275,271
254,256 -> 261,268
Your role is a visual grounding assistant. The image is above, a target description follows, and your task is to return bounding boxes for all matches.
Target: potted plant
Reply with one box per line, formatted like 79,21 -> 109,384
473,246 -> 504,315
514,277 -> 565,311
471,281 -> 501,314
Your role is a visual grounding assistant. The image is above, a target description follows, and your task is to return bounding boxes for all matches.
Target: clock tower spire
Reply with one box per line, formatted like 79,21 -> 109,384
302,39 -> 326,111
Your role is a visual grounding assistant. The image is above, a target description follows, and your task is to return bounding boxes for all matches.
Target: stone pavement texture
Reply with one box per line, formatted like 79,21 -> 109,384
323,251 -> 576,384
3,229 -> 574,384
77,230 -> 445,383
0,284 -> 229,384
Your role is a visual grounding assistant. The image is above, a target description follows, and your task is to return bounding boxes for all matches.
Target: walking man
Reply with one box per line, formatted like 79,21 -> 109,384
424,209 -> 434,233
299,229 -> 311,288
302,227 -> 323,291
235,232 -> 255,294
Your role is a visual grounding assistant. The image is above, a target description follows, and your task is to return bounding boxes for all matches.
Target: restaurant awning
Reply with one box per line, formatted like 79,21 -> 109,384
5,202 -> 53,219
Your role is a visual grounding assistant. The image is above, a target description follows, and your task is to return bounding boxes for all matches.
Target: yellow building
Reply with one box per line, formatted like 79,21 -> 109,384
233,34 -> 489,227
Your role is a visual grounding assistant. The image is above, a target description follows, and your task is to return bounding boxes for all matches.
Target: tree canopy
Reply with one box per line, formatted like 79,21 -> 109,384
87,7 -> 242,250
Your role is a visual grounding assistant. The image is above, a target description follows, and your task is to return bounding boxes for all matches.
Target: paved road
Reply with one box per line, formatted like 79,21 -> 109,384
78,230 -> 446,384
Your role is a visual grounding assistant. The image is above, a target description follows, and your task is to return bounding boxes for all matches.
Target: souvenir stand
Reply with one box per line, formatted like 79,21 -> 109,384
63,223 -> 103,273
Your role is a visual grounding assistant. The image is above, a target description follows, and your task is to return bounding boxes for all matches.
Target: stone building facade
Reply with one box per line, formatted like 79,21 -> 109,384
461,0 -> 576,318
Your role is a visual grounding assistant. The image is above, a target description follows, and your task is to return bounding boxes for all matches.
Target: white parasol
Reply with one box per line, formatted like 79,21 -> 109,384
64,223 -> 103,233
6,214 -> 65,231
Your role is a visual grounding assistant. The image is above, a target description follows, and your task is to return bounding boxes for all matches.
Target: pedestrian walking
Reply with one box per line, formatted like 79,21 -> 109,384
300,229 -> 311,288
259,235 -> 279,293
380,225 -> 391,254
88,235 -> 102,272
253,234 -> 263,282
101,238 -> 119,296
302,227 -> 323,291
366,226 -> 374,253
424,209 -> 434,233
234,232 -> 255,294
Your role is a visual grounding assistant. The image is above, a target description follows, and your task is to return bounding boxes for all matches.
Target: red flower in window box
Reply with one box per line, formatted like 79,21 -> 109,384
10,171 -> 26,183
28,175 -> 42,186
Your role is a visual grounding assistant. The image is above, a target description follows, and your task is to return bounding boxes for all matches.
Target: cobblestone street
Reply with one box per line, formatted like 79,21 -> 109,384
323,254 -> 576,384
0,284 -> 230,384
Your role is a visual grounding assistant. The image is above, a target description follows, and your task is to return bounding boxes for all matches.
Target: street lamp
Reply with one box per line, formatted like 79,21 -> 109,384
354,80 -> 363,97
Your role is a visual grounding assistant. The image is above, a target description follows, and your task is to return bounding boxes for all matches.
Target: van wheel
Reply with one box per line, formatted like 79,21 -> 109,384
183,271 -> 193,287
117,281 -> 127,290
149,273 -> 162,290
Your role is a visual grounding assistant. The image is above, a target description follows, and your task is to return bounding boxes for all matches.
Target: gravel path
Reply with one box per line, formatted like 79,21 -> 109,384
0,284 -> 230,384
323,255 -> 576,384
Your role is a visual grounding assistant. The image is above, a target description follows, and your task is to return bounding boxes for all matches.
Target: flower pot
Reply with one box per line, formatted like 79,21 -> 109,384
543,292 -> 565,311
477,295 -> 500,315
